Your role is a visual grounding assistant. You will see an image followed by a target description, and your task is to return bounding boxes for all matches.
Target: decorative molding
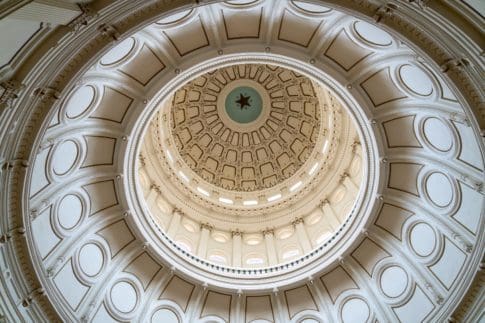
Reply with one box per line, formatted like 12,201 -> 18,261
0,1 -> 482,322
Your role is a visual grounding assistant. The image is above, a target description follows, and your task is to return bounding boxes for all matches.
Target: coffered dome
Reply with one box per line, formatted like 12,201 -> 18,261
0,0 -> 483,323
169,64 -> 321,192
138,60 -> 363,269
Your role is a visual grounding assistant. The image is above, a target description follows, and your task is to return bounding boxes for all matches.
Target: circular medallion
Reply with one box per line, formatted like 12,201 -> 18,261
225,86 -> 263,124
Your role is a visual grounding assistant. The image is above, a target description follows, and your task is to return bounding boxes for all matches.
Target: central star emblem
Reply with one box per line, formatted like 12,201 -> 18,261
235,93 -> 251,110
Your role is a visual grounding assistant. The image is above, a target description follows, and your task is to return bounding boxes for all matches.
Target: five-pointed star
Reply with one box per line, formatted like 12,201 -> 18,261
235,93 -> 251,109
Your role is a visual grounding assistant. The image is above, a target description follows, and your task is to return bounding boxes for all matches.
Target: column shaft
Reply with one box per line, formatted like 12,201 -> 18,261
167,211 -> 181,237
146,186 -> 159,205
321,203 -> 340,230
264,233 -> 278,266
342,176 -> 359,195
232,234 -> 242,267
197,227 -> 210,258
295,222 -> 312,253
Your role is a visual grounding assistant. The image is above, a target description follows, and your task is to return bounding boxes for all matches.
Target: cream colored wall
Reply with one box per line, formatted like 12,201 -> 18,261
0,1 -> 483,322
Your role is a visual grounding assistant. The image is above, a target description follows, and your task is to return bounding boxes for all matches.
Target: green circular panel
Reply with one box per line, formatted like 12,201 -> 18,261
225,86 -> 263,124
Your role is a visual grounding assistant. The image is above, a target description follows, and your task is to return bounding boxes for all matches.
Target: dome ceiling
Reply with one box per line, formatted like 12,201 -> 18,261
138,61 -> 362,268
0,0 -> 483,323
169,64 -> 320,192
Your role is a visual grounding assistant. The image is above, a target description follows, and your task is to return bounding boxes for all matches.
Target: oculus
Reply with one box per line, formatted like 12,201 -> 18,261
225,86 -> 263,123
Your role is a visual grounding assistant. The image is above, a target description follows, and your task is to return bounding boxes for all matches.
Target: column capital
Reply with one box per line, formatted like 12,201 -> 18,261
339,172 -> 349,183
150,183 -> 161,193
320,198 -> 330,207
200,223 -> 213,231
292,217 -> 304,226
262,228 -> 274,236
138,155 -> 146,166
351,139 -> 361,153
231,229 -> 243,237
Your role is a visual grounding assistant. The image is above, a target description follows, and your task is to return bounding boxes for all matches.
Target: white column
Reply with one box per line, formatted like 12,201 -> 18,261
263,229 -> 278,266
232,230 -> 242,267
321,200 -> 340,230
341,173 -> 359,196
166,210 -> 182,237
197,224 -> 212,258
293,218 -> 312,253
146,184 -> 159,205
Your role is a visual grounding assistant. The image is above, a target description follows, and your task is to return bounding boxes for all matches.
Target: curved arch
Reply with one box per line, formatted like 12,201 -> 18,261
0,1 -> 482,322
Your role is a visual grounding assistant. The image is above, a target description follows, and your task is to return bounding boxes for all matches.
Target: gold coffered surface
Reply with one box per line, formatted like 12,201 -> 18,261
169,64 -> 321,192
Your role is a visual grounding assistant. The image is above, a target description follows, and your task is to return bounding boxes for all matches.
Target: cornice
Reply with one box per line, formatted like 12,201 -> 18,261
0,0 -> 483,321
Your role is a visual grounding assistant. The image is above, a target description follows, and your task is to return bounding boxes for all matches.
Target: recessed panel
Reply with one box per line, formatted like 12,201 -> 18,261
160,276 -> 195,312
58,194 -> 83,230
341,298 -> 369,323
388,163 -> 423,196
31,147 -> 51,197
321,266 -> 358,303
110,281 -> 138,313
361,67 -> 406,107
380,266 -> 408,298
425,172 -> 453,207
201,291 -> 232,321
382,115 -> 421,148
79,243 -> 104,277
393,287 -> 433,323
278,10 -> 322,47
82,136 -> 116,167
325,30 -> 372,70
422,118 -> 453,152
65,85 -> 95,118
452,182 -> 482,234
409,222 -> 436,257
351,239 -> 390,275
151,308 -> 179,323
52,140 -> 79,175
223,7 -> 262,39
245,295 -> 274,322
54,260 -> 89,310
284,286 -> 318,319
101,37 -> 135,65
32,207 -> 60,259
91,86 -> 133,123
399,65 -> 433,96
429,239 -> 466,289
353,21 -> 393,46
119,45 -> 165,85
163,17 -> 209,56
